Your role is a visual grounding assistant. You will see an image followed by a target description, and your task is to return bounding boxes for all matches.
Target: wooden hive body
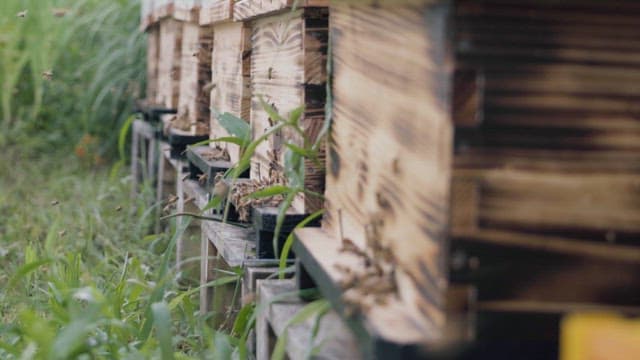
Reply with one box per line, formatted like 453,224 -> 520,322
321,0 -> 453,342
141,0 -> 155,31
177,21 -> 213,135
145,24 -> 161,104
157,18 -> 183,109
199,0 -> 233,25
234,0 -> 329,21
153,0 -> 175,21
209,20 -> 252,164
174,0 -> 200,22
247,6 -> 329,214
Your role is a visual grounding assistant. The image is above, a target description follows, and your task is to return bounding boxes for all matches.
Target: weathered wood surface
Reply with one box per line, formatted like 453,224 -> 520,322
210,21 -> 251,164
451,0 -> 640,245
153,0 -> 175,20
250,8 -> 328,214
199,0 -> 233,25
256,279 -> 362,360
233,0 -> 329,21
174,0 -> 200,22
323,1 -> 452,338
202,219 -> 256,267
157,18 -> 183,109
146,26 -> 160,104
177,22 -> 213,135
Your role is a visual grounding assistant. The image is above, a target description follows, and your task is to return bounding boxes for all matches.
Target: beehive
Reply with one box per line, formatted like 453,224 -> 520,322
199,0 -> 233,25
176,21 -> 213,135
238,3 -> 329,214
153,0 -> 174,20
294,2 -> 453,354
157,18 -> 183,109
233,0 -> 328,21
174,0 -> 200,22
141,0 -> 160,104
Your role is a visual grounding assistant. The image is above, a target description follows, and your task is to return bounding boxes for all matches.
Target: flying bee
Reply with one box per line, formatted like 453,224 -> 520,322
58,229 -> 67,237
197,173 -> 208,185
42,70 -> 53,81
16,10 -> 27,18
115,205 -> 123,212
52,8 -> 70,17
51,200 -> 60,206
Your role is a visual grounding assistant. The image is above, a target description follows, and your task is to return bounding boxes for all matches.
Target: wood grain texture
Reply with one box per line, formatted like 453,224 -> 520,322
146,26 -> 160,103
177,22 -> 213,135
451,0 -> 640,246
233,0 -> 329,21
199,0 -> 232,25
174,0 -> 200,22
324,1 -> 452,336
157,18 -> 183,108
249,8 -> 328,214
210,21 -> 251,164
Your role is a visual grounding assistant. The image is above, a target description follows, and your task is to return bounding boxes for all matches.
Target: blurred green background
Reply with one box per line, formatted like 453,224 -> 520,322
0,0 -> 144,160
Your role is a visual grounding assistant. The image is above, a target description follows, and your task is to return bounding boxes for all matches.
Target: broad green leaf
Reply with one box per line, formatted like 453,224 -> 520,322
288,106 -> 305,126
218,112 -> 250,144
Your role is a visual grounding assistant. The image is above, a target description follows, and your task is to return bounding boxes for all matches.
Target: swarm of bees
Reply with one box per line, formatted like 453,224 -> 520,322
334,208 -> 398,318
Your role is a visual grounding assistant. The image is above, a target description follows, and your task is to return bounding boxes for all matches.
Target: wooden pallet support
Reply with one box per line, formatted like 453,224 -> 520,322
256,279 -> 362,360
131,119 -> 163,200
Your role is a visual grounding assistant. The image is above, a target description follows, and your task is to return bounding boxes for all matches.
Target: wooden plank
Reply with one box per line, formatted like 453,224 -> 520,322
146,26 -> 160,104
199,0 -> 233,25
202,220 -> 255,268
449,237 -> 640,305
174,0 -> 200,22
153,0 -> 175,20
157,18 -> 183,109
177,22 -> 213,135
256,279 -> 363,360
294,228 -> 442,358
451,170 -> 640,242
249,8 -> 328,214
324,1 -> 452,335
233,0 -> 328,21
210,21 -> 251,164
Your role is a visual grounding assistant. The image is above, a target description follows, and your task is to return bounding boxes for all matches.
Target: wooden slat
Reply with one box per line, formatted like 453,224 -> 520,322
146,26 -> 160,103
210,21 -> 251,164
157,18 -> 183,109
233,0 -> 328,21
198,0 -> 232,25
249,8 -> 328,214
153,0 -> 175,20
177,22 -> 213,135
324,1 -> 452,334
174,0 -> 200,22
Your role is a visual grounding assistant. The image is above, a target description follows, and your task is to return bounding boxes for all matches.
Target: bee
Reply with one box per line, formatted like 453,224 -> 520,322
16,10 -> 27,18
42,70 -> 53,81
181,173 -> 190,181
197,173 -> 208,185
50,200 -> 60,206
115,205 -> 123,212
52,8 -> 69,17
58,229 -> 67,237
201,82 -> 215,94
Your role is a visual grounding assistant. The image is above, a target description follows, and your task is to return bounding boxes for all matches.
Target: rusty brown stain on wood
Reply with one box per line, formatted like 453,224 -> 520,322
210,21 -> 252,164
324,1 -> 452,333
157,18 -> 183,108
250,8 -> 328,214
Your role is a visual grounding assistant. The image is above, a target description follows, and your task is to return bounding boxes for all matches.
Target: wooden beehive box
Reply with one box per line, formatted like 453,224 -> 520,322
235,1 -> 329,214
196,1 -> 252,165
294,1 -> 453,355
141,0 -> 155,31
157,15 -> 183,109
233,0 -> 328,21
141,0 -> 160,104
153,0 -> 174,20
174,0 -> 200,22
175,16 -> 213,135
450,0 -> 640,303
295,0 -> 640,356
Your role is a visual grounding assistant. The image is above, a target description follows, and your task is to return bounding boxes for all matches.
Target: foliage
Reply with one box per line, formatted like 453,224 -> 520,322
0,0 -> 145,159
